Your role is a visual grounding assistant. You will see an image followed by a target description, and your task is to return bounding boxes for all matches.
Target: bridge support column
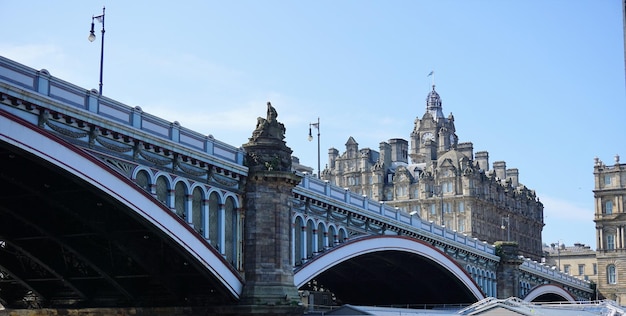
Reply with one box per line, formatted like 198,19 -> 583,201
495,241 -> 523,299
238,102 -> 304,315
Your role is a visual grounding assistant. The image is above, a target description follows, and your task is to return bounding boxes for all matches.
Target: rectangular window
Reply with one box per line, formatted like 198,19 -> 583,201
564,264 -> 571,274
458,218 -> 465,232
444,202 -> 451,213
458,201 -> 464,213
606,201 -> 613,214
607,235 -> 616,250
593,263 -> 597,275
605,175 -> 612,185
430,204 -> 436,215
578,264 -> 585,276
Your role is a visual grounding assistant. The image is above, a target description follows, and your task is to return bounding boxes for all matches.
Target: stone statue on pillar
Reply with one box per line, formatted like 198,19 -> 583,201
239,102 -> 303,314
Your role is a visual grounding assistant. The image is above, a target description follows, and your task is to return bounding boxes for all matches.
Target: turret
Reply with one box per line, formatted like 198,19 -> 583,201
328,147 -> 339,169
346,137 -> 358,159
425,85 -> 444,121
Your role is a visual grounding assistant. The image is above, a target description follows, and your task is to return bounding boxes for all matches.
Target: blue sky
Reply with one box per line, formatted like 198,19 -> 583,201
2,1 -> 624,250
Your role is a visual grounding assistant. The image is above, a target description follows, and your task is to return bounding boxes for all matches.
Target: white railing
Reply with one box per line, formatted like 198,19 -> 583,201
297,173 -> 496,256
520,257 -> 592,292
0,55 -> 244,165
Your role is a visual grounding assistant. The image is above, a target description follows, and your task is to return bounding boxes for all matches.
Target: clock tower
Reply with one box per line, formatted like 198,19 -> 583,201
409,85 -> 457,164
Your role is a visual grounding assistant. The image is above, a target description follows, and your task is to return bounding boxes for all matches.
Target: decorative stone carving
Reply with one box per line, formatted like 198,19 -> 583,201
250,101 -> 286,142
243,102 -> 292,173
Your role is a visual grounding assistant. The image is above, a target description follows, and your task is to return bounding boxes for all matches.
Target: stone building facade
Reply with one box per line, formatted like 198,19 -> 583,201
322,85 -> 544,260
543,243 -> 598,285
594,154 -> 626,303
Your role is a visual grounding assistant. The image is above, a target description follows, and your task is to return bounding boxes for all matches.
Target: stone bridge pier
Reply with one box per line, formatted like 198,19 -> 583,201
236,102 -> 304,315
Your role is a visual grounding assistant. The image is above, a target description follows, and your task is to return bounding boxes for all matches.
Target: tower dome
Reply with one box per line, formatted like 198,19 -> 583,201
425,85 -> 444,121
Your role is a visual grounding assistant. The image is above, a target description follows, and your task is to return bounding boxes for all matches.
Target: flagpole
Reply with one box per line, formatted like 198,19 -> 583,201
427,70 -> 435,88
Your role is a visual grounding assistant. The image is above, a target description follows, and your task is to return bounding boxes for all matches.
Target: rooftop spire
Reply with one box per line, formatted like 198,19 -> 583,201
425,84 -> 444,121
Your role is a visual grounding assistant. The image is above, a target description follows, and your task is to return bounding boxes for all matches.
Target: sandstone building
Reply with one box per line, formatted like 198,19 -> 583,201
543,243 -> 598,285
594,154 -> 626,303
322,85 -> 544,259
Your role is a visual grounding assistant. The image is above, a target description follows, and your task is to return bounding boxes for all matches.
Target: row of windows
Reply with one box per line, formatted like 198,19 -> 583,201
563,263 -> 597,276
427,202 -> 465,214
293,216 -> 348,266
134,169 -> 241,268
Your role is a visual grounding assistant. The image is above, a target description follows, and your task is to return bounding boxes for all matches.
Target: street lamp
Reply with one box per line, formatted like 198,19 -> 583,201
308,117 -> 320,178
500,215 -> 510,241
88,6 -> 105,96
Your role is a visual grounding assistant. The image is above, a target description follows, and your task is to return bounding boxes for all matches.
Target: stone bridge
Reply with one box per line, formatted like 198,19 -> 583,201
0,55 -> 593,314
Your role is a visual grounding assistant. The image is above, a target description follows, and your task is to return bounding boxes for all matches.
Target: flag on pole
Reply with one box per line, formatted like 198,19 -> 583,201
427,71 -> 434,77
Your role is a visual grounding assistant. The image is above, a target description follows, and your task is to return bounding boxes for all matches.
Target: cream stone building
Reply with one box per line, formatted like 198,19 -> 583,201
594,154 -> 626,302
322,86 -> 544,260
543,243 -> 598,285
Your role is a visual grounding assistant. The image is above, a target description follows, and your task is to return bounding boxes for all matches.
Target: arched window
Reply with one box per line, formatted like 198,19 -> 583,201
338,228 -> 347,243
191,187 -> 203,233
155,176 -> 169,206
608,264 -> 617,284
174,182 -> 187,219
208,192 -> 220,248
328,226 -> 338,247
306,220 -> 315,259
317,222 -> 325,253
224,196 -> 236,265
135,170 -> 151,192
294,217 -> 305,265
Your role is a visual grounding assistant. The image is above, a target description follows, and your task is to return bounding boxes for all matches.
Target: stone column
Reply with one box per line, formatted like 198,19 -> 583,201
495,241 -> 523,299
238,102 -> 303,314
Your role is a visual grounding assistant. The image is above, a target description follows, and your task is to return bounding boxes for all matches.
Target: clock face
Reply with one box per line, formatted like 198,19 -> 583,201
422,132 -> 434,143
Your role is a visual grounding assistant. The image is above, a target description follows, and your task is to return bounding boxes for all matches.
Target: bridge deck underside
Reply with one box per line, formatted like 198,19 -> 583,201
0,141 -> 236,308
305,250 -> 477,307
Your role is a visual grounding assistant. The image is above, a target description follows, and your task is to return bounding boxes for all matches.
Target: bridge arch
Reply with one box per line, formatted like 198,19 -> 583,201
294,235 -> 484,305
523,284 -> 576,302
0,113 -> 244,305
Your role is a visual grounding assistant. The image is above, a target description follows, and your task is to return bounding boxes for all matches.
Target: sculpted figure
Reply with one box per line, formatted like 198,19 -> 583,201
250,102 -> 285,141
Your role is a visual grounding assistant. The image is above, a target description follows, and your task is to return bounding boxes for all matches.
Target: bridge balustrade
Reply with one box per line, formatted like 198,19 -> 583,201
297,173 -> 496,256
0,55 -> 244,166
519,257 -> 592,298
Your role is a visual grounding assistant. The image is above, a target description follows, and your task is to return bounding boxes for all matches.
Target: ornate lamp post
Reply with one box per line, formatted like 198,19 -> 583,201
308,117 -> 320,178
88,7 -> 105,96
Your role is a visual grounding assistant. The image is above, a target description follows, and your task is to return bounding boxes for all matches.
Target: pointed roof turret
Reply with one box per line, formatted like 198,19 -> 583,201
425,85 -> 444,121
346,136 -> 358,147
